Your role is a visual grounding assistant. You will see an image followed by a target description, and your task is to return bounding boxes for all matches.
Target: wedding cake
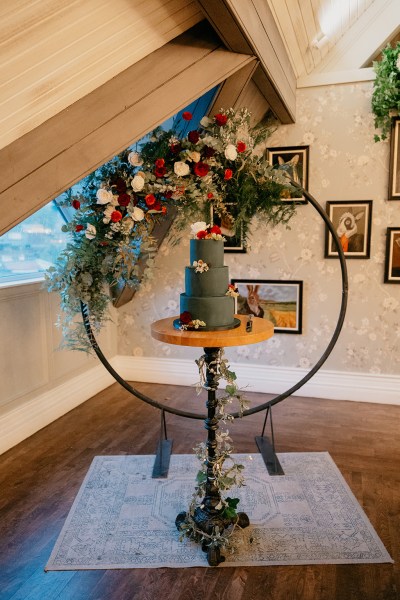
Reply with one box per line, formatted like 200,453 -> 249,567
178,223 -> 237,330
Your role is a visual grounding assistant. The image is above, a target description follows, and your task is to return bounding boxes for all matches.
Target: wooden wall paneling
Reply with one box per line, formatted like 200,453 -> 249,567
0,24 -> 256,235
0,0 -> 203,149
207,59 -> 258,115
0,286 -> 49,405
197,0 -> 296,123
236,79 -> 271,125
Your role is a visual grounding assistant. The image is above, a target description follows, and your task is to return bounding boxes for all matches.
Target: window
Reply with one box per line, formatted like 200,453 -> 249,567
0,201 -> 67,284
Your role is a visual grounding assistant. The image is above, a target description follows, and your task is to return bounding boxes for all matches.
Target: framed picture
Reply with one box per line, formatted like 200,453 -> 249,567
324,200 -> 373,259
266,145 -> 309,203
210,203 -> 246,253
231,279 -> 303,334
389,117 -> 400,200
384,227 -> 400,283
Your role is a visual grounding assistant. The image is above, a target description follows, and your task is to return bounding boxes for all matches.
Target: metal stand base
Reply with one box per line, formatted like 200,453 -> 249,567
255,436 -> 284,476
152,439 -> 173,478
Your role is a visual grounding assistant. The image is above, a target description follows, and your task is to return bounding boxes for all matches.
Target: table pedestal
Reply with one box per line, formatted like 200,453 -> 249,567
175,347 -> 249,566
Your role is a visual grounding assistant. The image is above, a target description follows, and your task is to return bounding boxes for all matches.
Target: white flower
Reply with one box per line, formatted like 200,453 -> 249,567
131,174 -> 145,192
224,144 -> 237,160
127,151 -> 143,167
191,221 -> 208,235
85,224 -> 96,239
186,150 -> 201,163
96,188 -> 113,205
131,206 -> 145,221
200,116 -> 211,127
193,260 -> 209,273
174,161 -> 190,176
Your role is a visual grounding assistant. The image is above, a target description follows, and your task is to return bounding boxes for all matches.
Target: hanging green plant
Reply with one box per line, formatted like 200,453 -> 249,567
371,42 -> 400,142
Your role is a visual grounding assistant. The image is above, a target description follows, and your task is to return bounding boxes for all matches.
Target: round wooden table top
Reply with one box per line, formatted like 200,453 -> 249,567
151,315 -> 274,348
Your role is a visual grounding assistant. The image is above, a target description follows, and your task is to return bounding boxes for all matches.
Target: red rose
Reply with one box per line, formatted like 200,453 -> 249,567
161,206 -> 167,214
165,190 -> 173,199
118,193 -> 131,207
237,141 -> 246,153
145,194 -> 156,207
155,158 -> 165,168
131,192 -> 138,206
153,200 -> 162,211
215,113 -> 228,126
224,168 -> 233,180
170,143 -> 182,154
188,130 -> 200,143
154,166 -> 167,178
207,192 -> 214,199
203,146 -> 215,158
194,162 -> 210,177
196,230 -> 207,239
111,210 -> 122,223
114,177 -> 127,193
72,199 -> 80,209
75,224 -> 84,232
210,225 -> 221,235
182,111 -> 193,121
180,311 -> 192,324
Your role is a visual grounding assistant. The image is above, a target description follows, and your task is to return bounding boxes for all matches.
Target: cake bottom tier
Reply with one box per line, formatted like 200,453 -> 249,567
180,294 -> 235,328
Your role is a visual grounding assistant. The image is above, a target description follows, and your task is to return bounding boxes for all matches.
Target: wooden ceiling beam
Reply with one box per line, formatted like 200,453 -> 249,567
198,0 -> 296,123
0,23 -> 256,235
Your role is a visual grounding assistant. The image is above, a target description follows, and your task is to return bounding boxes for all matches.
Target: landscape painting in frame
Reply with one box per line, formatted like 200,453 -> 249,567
266,146 -> 309,203
211,203 -> 245,253
384,227 -> 400,283
231,279 -> 303,334
325,200 -> 372,259
389,117 -> 400,200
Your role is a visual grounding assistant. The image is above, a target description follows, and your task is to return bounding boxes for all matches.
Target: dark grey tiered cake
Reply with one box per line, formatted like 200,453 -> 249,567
180,239 -> 235,328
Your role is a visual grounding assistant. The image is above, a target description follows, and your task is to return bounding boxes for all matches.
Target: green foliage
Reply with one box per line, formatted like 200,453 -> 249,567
372,42 -> 400,141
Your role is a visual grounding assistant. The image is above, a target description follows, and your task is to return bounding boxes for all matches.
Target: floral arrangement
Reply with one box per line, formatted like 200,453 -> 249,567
178,349 -> 250,551
372,42 -> 400,141
179,311 -> 206,330
46,107 -> 295,350
190,221 -> 224,240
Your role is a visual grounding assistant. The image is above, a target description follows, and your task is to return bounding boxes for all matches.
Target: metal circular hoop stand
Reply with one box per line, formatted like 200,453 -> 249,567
81,184 -> 348,423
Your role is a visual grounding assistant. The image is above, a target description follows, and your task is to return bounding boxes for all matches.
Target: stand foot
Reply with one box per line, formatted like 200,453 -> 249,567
255,435 -> 284,476
152,439 -> 173,478
237,511 -> 250,529
207,546 -> 225,566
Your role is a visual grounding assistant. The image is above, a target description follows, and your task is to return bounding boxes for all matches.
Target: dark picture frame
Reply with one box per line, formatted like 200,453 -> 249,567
324,200 -> 373,259
389,117 -> 400,200
384,227 -> 400,283
231,279 -> 303,334
266,145 -> 309,203
210,203 -> 246,253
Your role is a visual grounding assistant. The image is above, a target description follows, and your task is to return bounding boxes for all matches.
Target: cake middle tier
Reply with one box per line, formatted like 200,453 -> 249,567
185,266 -> 229,297
180,294 -> 235,328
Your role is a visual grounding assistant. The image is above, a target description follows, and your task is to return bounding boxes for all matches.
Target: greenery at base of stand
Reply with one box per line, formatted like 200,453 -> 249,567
371,42 -> 400,142
178,350 -> 251,552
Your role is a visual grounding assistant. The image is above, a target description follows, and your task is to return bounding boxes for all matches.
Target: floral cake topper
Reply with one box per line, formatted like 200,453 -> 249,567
190,221 -> 224,241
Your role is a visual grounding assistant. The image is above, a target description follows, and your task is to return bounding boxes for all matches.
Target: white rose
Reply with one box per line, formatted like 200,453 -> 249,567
131,174 -> 145,192
96,188 -> 113,205
187,150 -> 201,163
131,206 -> 145,221
200,116 -> 211,127
191,221 -> 208,235
224,144 -> 237,161
127,151 -> 143,167
174,161 -> 190,176
85,224 -> 96,240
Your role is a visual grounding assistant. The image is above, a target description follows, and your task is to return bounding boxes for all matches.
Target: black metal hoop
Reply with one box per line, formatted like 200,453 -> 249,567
81,185 -> 348,420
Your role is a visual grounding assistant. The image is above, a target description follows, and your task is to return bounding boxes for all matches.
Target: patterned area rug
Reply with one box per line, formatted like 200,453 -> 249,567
46,453 -> 392,569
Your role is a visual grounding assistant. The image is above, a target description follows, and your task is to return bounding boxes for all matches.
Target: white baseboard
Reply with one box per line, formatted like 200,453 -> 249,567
0,362 -> 116,455
114,355 -> 400,406
2,355 -> 398,456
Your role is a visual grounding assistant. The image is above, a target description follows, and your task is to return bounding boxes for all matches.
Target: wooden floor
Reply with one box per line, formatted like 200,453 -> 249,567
0,382 -> 399,600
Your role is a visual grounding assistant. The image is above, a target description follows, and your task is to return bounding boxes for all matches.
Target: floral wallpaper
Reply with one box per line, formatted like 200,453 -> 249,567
118,82 -> 400,376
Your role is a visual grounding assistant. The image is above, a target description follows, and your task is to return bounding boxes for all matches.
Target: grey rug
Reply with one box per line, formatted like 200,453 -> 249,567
46,452 -> 392,569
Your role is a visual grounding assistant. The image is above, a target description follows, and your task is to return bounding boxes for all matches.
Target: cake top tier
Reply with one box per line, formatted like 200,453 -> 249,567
189,239 -> 224,268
